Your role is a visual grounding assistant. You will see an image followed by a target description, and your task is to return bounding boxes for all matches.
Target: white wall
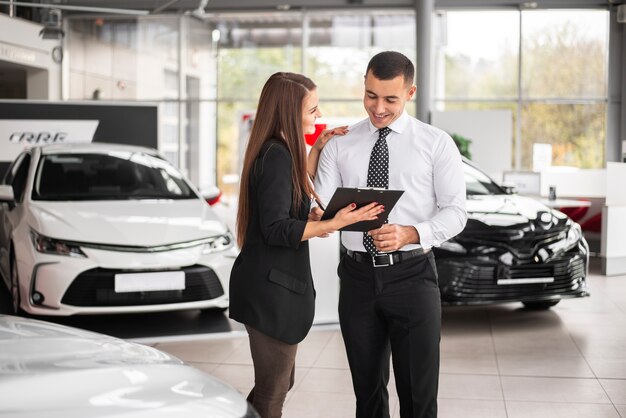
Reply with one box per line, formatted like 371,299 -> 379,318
309,235 -> 341,324
431,110 -> 512,180
0,14 -> 61,100
539,169 -> 606,199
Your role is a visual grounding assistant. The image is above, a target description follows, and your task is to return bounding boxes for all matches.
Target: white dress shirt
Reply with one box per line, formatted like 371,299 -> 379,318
314,111 -> 467,252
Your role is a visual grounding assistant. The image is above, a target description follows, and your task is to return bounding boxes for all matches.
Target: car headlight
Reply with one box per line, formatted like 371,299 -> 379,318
563,222 -> 583,251
30,231 -> 87,258
201,232 -> 235,254
545,222 -> 582,256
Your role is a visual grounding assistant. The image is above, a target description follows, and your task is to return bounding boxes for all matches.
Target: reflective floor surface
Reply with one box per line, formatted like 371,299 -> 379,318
152,258 -> 626,418
2,257 -> 625,417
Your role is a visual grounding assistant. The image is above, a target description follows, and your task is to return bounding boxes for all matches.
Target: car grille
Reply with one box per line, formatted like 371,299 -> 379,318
459,229 -> 565,260
438,252 -> 587,304
61,265 -> 224,307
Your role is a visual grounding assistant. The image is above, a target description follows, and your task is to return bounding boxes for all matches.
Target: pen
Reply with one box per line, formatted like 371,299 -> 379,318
315,197 -> 326,211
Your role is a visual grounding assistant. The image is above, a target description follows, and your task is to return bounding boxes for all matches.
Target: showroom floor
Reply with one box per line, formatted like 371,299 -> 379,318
148,258 -> 626,418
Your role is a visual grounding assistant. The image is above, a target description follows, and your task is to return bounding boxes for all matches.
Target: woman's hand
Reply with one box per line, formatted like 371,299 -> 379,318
311,125 -> 349,152
308,125 -> 349,180
302,202 -> 384,241
308,207 -> 330,237
331,202 -> 385,231
308,206 -> 324,222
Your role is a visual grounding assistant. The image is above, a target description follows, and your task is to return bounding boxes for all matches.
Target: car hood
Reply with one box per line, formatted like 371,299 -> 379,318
0,315 -> 247,418
463,194 -> 570,236
26,199 -> 229,246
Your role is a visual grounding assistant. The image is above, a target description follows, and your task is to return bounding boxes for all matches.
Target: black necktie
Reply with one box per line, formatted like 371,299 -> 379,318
363,127 -> 390,255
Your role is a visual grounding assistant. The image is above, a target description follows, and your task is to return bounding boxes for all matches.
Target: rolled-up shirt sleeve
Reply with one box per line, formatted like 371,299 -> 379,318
254,144 -> 306,249
415,133 -> 467,249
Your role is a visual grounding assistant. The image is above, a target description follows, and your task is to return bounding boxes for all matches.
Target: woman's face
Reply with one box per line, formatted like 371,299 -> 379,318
302,88 -> 322,136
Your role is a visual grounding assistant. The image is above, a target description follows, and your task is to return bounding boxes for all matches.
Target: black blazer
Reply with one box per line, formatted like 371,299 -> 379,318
229,140 -> 314,345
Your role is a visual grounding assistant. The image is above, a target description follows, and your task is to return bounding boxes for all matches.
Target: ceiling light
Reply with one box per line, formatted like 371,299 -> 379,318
211,29 -> 221,43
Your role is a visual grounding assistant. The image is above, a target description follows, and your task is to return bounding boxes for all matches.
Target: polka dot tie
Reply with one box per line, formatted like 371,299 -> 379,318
363,127 -> 391,256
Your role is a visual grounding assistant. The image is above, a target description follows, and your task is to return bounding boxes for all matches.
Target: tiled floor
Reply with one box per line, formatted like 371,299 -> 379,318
153,260 -> 626,418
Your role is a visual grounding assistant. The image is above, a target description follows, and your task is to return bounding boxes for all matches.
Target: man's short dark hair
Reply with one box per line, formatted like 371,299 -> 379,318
366,51 -> 415,86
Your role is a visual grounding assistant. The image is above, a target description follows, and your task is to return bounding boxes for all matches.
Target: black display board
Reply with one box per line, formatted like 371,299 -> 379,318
0,101 -> 158,179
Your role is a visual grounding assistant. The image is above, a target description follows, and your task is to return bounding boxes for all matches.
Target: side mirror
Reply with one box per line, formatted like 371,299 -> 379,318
200,185 -> 222,206
0,185 -> 15,209
499,182 -> 518,195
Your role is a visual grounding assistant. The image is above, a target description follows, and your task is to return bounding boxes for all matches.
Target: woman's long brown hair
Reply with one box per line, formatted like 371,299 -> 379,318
236,72 -> 316,247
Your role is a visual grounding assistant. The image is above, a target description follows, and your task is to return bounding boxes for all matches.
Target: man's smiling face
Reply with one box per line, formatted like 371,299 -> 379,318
363,70 -> 416,129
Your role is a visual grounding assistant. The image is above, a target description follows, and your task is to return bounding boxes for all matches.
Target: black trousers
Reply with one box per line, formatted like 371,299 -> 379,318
338,252 -> 441,418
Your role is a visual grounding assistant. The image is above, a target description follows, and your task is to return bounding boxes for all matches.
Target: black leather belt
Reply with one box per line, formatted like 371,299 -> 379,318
345,248 -> 430,267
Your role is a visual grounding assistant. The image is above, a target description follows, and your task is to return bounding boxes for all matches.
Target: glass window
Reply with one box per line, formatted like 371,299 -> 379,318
33,153 -> 196,201
434,8 -> 608,170
63,7 -> 611,199
521,103 -> 606,169
216,101 -> 256,197
464,161 -> 506,196
519,9 -> 608,169
215,13 -> 303,100
213,10 -> 416,200
307,11 -> 415,101
217,47 -> 301,100
521,10 -> 608,99
433,11 -> 519,100
212,13 -> 303,199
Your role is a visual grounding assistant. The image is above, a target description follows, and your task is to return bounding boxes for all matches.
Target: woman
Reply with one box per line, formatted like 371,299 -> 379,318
229,72 -> 383,418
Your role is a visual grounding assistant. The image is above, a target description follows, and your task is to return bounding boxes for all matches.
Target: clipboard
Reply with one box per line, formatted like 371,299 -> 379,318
320,187 -> 404,232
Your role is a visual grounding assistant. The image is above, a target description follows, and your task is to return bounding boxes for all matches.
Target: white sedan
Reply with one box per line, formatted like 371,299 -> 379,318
0,314 -> 257,417
0,143 -> 237,316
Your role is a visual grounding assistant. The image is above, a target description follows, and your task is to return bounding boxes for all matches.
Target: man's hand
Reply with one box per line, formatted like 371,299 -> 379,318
368,224 -> 420,252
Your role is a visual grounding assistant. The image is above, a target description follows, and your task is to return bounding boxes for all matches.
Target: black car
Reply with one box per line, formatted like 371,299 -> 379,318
433,160 -> 589,309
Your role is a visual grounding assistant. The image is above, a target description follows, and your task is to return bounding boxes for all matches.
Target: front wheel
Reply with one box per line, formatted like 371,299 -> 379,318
522,300 -> 560,310
10,252 -> 22,315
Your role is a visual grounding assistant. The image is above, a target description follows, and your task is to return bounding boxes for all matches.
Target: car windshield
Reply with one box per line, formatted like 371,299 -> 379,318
464,162 -> 507,196
32,152 -> 197,201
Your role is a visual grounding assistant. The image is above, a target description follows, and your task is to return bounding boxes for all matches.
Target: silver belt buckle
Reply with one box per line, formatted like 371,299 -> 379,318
372,253 -> 394,267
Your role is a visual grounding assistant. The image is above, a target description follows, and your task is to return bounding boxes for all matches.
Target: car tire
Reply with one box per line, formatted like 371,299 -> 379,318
10,251 -> 22,315
522,300 -> 560,310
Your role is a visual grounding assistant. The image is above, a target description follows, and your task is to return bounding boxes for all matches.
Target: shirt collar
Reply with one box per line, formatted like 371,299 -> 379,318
367,110 -> 410,136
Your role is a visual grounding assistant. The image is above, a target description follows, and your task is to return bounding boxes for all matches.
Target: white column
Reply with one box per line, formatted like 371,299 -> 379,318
414,0 -> 433,123
601,162 -> 626,275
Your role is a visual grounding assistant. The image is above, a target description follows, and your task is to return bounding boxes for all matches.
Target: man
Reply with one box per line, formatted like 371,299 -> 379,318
314,51 -> 467,418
